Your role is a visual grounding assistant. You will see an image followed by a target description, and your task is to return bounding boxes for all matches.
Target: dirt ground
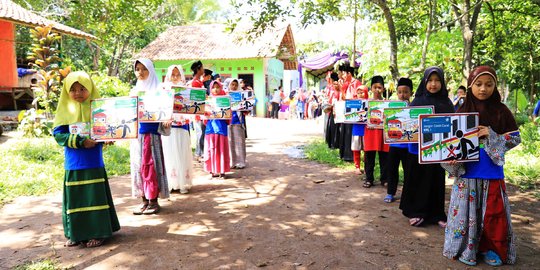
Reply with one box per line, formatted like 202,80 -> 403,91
0,117 -> 539,269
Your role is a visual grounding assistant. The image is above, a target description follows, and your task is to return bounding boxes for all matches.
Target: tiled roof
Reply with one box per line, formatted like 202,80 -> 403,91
0,0 -> 96,39
137,24 -> 297,69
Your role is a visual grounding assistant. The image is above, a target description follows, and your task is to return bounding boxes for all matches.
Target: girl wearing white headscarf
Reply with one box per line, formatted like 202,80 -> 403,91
130,58 -> 170,215
227,79 -> 247,169
161,65 -> 193,193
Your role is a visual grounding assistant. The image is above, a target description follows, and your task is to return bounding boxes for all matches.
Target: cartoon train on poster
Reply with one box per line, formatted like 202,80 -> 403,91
420,114 -> 480,162
92,112 -> 107,136
369,109 -> 383,125
387,119 -> 403,139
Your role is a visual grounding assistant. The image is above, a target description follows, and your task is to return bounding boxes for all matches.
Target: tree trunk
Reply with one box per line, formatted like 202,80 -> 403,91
451,0 -> 483,79
107,43 -> 118,76
372,0 -> 400,80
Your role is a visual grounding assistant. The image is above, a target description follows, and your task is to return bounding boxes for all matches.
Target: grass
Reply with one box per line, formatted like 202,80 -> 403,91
0,137 -> 130,206
13,259 -> 62,270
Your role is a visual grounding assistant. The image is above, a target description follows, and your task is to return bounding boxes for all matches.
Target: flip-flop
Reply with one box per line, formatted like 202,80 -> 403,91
458,257 -> 477,266
438,220 -> 447,228
86,239 -> 104,248
64,239 -> 80,247
362,181 -> 373,188
383,194 -> 395,203
409,217 -> 424,227
482,250 -> 502,266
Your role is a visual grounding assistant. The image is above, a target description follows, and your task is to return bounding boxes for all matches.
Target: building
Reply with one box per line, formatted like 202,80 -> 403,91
136,24 -> 298,117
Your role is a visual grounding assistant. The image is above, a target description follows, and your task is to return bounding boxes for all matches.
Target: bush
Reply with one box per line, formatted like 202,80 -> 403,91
17,109 -> 54,138
92,72 -> 132,98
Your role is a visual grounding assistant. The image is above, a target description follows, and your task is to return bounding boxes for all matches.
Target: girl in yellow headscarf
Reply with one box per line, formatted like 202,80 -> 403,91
53,71 -> 120,248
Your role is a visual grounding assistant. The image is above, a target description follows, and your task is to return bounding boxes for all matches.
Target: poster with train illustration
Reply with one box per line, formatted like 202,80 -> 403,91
229,90 -> 255,111
205,96 -> 232,119
172,87 -> 206,115
383,106 -> 433,143
90,97 -> 138,141
137,90 -> 174,122
334,99 -> 369,123
418,113 -> 480,164
367,100 -> 407,129
69,122 -> 90,138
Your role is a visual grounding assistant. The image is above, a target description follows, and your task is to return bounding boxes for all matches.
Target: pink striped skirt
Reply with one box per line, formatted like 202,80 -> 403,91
204,134 -> 231,174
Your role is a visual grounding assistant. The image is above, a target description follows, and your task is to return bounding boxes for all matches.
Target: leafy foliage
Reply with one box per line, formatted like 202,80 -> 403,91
17,109 -> 53,138
92,73 -> 132,98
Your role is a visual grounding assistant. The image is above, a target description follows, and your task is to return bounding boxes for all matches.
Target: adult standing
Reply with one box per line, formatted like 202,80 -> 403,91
271,88 -> 282,119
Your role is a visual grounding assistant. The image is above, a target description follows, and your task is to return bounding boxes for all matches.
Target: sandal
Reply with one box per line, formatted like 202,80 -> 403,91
409,217 -> 424,227
362,181 -> 373,188
86,238 -> 104,248
383,194 -> 395,203
132,203 -> 148,215
143,203 -> 160,215
438,220 -> 447,228
64,239 -> 80,247
458,257 -> 477,266
482,250 -> 502,266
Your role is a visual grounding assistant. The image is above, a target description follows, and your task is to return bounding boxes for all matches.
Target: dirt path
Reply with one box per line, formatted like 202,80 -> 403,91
1,117 -> 539,269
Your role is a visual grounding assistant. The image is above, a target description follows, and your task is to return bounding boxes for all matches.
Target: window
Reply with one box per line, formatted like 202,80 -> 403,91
452,119 -> 458,136
423,133 -> 433,145
466,114 -> 476,130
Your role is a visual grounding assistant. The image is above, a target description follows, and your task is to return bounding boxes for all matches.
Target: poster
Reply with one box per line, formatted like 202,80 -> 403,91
205,96 -> 232,119
383,106 -> 433,143
69,122 -> 90,138
334,99 -> 368,124
229,90 -> 255,111
418,113 -> 480,164
90,97 -> 138,141
367,100 -> 407,129
172,86 -> 206,115
138,90 -> 174,122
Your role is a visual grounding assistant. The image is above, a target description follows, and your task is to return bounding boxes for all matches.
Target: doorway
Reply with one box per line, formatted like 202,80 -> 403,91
238,74 -> 254,90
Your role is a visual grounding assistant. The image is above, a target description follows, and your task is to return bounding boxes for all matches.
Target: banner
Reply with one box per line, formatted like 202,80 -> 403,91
172,86 -> 206,115
383,106 -> 433,143
229,90 -> 255,111
418,113 -> 480,164
90,97 -> 138,141
206,96 -> 232,119
367,100 -> 407,129
138,90 -> 174,122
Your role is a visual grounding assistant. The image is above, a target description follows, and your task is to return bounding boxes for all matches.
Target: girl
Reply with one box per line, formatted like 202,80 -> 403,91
325,72 -> 343,149
351,85 -> 368,176
362,76 -> 390,188
130,58 -> 170,215
190,61 -> 205,161
161,65 -> 193,194
443,66 -> 520,266
204,80 -> 231,178
384,78 -> 413,202
227,78 -> 247,169
399,67 -> 454,226
53,71 -> 120,248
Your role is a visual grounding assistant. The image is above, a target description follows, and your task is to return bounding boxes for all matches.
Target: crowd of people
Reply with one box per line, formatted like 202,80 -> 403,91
53,57 -> 520,266
266,86 -> 324,120
322,63 -> 520,267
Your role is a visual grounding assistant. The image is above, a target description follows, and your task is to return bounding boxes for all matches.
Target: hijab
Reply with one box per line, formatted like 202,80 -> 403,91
222,78 -> 234,92
227,78 -> 239,92
209,80 -> 225,96
54,71 -> 101,127
410,66 -> 454,113
164,65 -> 186,85
458,65 -> 518,133
131,58 -> 159,95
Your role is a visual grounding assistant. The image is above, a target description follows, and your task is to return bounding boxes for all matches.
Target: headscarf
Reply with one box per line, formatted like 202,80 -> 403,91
458,65 -> 518,133
222,78 -> 234,92
164,65 -> 186,85
54,71 -> 100,127
209,80 -> 225,96
410,66 -> 454,113
131,58 -> 159,95
227,78 -> 239,92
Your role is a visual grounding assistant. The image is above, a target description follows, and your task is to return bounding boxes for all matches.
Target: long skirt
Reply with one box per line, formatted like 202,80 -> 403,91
130,134 -> 169,199
443,178 -> 516,264
325,114 -> 338,149
161,128 -> 193,191
338,124 -> 353,161
399,153 -> 446,223
228,124 -> 247,168
63,167 -> 120,242
204,134 -> 231,174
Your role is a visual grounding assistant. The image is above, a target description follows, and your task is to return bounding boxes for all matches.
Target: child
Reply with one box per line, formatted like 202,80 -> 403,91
227,79 -> 247,169
204,80 -> 231,178
130,58 -> 170,215
442,66 -> 520,266
362,76 -> 390,188
190,61 -> 205,161
384,78 -> 413,203
399,66 -> 454,226
351,85 -> 368,175
53,71 -> 120,248
161,65 -> 193,194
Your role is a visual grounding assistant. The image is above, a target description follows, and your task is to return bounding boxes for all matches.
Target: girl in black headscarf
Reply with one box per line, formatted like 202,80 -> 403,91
399,66 -> 454,227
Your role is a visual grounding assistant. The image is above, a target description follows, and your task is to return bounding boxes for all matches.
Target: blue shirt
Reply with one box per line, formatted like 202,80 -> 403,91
462,148 -> 504,179
231,111 -> 245,125
391,143 -> 409,149
139,122 -> 159,134
352,124 -> 365,136
172,123 -> 190,131
408,143 -> 419,155
205,119 -> 228,136
533,100 -> 540,117
54,126 -> 104,170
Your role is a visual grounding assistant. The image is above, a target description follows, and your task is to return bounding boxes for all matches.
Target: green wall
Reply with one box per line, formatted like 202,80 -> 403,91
154,58 -> 276,117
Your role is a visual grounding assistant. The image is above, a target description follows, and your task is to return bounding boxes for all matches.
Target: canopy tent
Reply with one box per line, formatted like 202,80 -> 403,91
297,49 -> 361,88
